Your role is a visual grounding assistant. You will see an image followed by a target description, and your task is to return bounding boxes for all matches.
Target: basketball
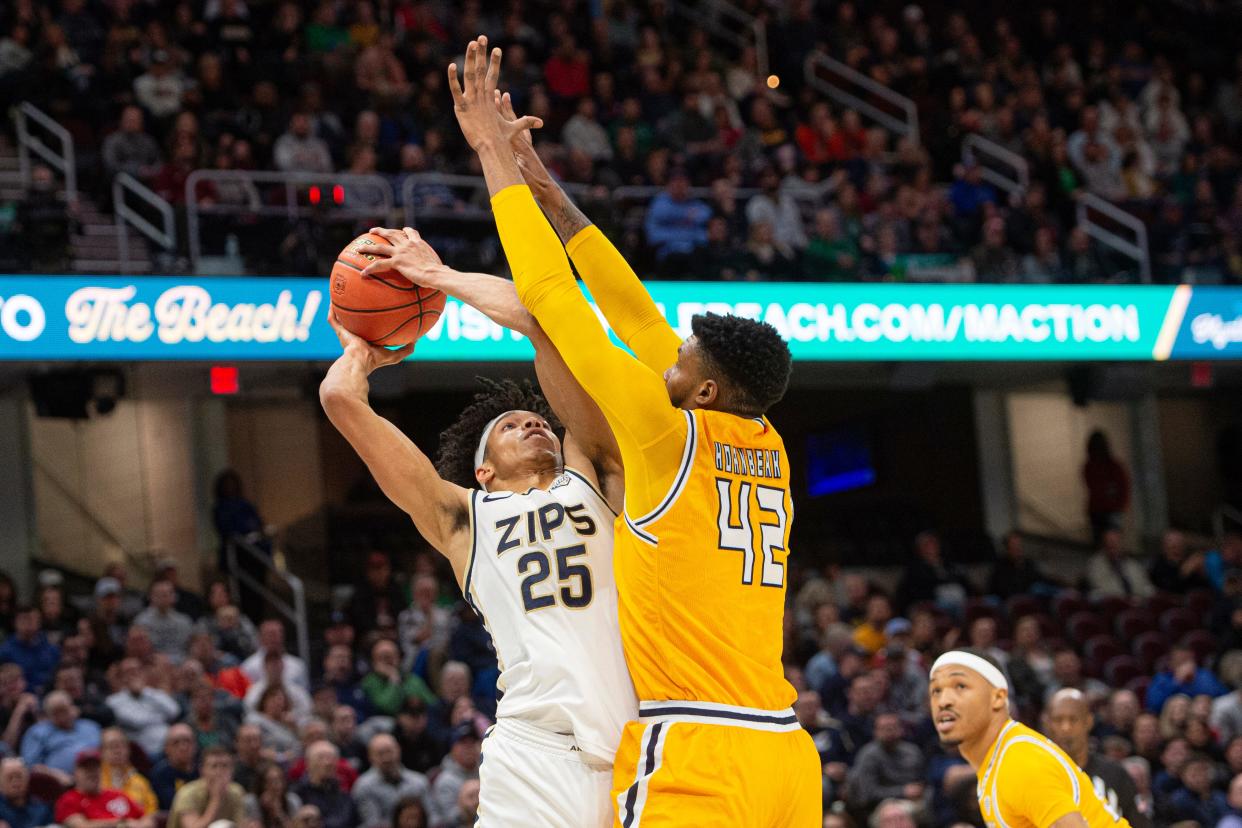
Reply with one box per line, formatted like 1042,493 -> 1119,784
329,233 -> 446,346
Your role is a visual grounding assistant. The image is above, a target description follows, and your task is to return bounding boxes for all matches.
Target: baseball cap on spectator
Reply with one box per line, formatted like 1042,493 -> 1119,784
451,724 -> 481,744
95,577 -> 122,599
38,569 -> 64,588
884,618 -> 912,638
75,749 -> 102,768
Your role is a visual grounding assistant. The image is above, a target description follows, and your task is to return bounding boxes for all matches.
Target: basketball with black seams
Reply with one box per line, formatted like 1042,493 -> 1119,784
330,233 -> 446,346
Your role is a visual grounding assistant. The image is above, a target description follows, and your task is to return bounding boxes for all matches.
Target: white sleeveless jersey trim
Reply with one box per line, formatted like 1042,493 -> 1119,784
467,472 -> 635,764
626,409 -> 697,528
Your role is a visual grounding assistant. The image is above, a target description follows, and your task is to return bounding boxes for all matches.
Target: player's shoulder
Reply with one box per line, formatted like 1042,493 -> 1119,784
997,727 -> 1083,789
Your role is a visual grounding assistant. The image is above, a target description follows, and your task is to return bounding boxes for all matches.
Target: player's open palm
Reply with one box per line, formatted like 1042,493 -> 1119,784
448,36 -> 542,150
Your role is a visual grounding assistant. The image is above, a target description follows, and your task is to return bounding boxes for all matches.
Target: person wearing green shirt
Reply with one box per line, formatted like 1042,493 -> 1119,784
360,640 -> 436,717
167,746 -> 246,828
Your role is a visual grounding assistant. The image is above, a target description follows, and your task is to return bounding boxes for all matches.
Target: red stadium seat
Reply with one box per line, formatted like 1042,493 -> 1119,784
1185,589 -> 1215,617
1005,594 -> 1043,622
1067,611 -> 1107,645
1160,607 -> 1203,640
1132,630 -> 1171,671
1180,629 -> 1215,664
1053,593 -> 1089,624
28,770 -> 66,804
1145,592 -> 1182,618
1084,635 -> 1123,674
1092,595 -> 1132,618
1104,655 -> 1143,688
1115,608 -> 1156,641
1126,675 -> 1151,702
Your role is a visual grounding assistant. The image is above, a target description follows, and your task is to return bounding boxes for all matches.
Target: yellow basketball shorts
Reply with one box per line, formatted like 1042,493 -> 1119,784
611,701 -> 823,827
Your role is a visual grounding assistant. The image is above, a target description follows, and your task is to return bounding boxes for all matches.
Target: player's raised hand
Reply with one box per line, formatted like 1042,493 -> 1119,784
496,90 -> 558,196
327,306 -> 414,371
447,36 -> 542,151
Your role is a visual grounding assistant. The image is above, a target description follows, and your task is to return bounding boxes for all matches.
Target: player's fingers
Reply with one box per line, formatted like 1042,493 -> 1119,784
446,62 -> 463,106
360,257 -> 397,277
501,91 -> 518,120
364,242 -> 396,258
463,41 -> 477,98
402,226 -> 420,243
390,342 -> 415,362
485,46 -> 501,94
512,116 -> 544,133
368,227 -> 403,245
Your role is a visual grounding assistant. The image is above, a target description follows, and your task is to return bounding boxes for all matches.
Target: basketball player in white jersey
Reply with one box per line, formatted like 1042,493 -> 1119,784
319,229 -> 633,827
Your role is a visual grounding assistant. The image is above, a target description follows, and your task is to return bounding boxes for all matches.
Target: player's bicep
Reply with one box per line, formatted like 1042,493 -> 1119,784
321,394 -> 470,562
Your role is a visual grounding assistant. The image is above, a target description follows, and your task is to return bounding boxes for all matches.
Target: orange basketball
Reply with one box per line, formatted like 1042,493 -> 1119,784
329,233 -> 446,346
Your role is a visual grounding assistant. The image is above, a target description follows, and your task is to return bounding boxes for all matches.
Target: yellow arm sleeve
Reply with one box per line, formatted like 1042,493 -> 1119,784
565,225 -> 682,373
492,185 -> 686,515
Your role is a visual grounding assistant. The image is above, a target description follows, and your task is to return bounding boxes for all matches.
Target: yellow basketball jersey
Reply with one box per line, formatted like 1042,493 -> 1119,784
978,721 -> 1130,828
614,408 -> 795,710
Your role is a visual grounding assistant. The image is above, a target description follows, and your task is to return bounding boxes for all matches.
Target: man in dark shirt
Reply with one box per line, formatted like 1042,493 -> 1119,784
1046,688 -> 1152,828
1148,530 -> 1210,594
0,758 -> 52,828
149,724 -> 199,810
895,531 -> 974,614
290,741 -> 356,828
987,532 -> 1059,598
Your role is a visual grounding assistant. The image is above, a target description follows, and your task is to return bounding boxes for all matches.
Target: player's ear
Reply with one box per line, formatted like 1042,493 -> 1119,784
993,688 -> 1008,712
475,464 -> 495,490
694,379 -> 718,408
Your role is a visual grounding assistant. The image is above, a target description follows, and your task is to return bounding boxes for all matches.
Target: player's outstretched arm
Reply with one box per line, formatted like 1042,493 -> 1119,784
361,227 -> 624,511
499,92 -> 680,373
318,311 -> 471,574
447,37 -> 685,506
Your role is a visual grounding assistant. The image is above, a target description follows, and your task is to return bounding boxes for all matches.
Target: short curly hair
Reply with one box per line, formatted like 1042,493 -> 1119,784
691,313 -> 792,414
435,377 -> 562,489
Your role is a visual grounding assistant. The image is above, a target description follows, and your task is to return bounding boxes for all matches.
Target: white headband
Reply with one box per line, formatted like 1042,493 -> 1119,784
473,414 -> 506,483
930,651 -> 1009,691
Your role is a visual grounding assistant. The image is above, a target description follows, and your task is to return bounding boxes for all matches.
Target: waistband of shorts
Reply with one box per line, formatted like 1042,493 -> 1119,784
492,717 -> 611,766
638,700 -> 801,732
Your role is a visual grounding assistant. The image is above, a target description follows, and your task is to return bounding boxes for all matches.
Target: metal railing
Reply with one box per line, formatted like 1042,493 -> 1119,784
669,0 -> 768,77
226,533 -> 309,667
185,170 -> 395,271
961,134 -> 1029,196
1214,504 -> 1242,544
113,173 -> 176,274
804,52 -> 920,144
1076,192 -> 1152,283
15,102 -> 77,202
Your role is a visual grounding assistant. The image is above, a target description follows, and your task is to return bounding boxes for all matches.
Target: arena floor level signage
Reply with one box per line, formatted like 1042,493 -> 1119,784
0,277 -> 1237,362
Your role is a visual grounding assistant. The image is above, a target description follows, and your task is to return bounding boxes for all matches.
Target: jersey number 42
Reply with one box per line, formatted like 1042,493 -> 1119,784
716,478 -> 788,588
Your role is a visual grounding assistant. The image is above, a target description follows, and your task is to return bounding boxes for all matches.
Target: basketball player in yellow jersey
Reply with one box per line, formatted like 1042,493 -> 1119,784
929,649 -> 1131,828
435,37 -> 818,826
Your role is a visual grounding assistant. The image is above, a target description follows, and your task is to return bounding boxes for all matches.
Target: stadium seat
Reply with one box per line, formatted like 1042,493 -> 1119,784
1104,655 -> 1144,687
1053,593 -> 1089,624
1005,594 -> 1042,622
1126,675 -> 1151,702
1160,607 -> 1203,640
1115,608 -> 1157,641
1185,589 -> 1215,617
1083,635 -> 1123,670
1091,595 -> 1132,618
28,770 -> 66,804
1180,629 -> 1215,663
1132,631 -> 1171,671
1145,592 -> 1182,618
1066,612 -> 1107,645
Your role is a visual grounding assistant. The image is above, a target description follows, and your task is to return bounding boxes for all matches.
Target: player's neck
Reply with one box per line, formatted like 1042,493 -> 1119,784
960,715 -> 1012,770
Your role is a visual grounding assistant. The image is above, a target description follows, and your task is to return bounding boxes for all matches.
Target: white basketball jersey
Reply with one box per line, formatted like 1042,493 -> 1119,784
464,469 -> 636,763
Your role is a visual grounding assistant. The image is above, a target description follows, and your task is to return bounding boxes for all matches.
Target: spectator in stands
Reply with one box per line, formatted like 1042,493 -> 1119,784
969,216 -> 1021,281
948,160 -> 997,223
394,698 -> 440,776
391,797 -> 428,828
846,712 -> 925,814
1084,432 -> 1131,543
361,639 -> 435,719
894,531 -> 973,616
133,581 -> 193,662
152,561 -> 205,621
746,165 -> 808,253
428,726 -> 479,828
1146,646 -> 1228,712
99,728 -> 157,816
243,621 -> 308,691
967,617 -> 1009,667
275,112 -> 334,174
245,685 -> 300,765
1166,753 -> 1228,824
988,532 -> 1058,597
1021,225 -> 1067,282
188,679 -> 237,751
0,664 -> 39,752
244,760 -> 299,828
869,797 -> 918,828
231,723 -> 264,792
291,741 -> 356,828
1047,688 -> 1151,828
353,733 -> 429,828
21,690 -> 101,778
0,606 -> 61,694
167,745 -> 245,828
14,164 -> 71,274
1214,684 -> 1242,745
347,552 -> 406,640
149,723 -> 198,810
106,658 -> 180,759
245,651 -> 312,725
102,106 -> 162,183
0,757 -> 52,828
1043,648 -> 1110,706
1101,689 -> 1143,739
398,576 -> 452,676
1064,226 -> 1111,282
562,98 -> 613,162
1087,529 -> 1155,600
852,595 -> 894,656
1149,530 -> 1210,594
330,706 -> 366,772
54,750 -> 153,828
643,170 -> 711,277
